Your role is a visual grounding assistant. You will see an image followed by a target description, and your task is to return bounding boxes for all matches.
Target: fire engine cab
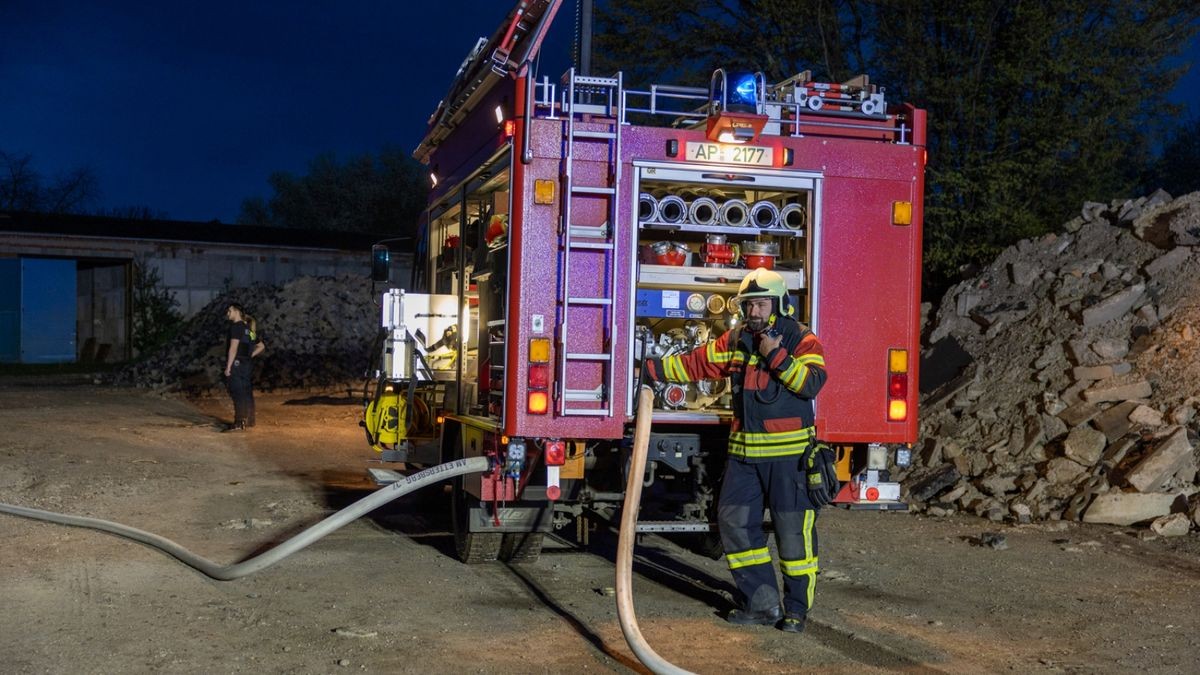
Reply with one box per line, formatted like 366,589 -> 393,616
363,0 -> 926,563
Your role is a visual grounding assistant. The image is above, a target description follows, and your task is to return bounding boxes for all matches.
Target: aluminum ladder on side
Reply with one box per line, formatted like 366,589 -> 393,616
557,68 -> 623,417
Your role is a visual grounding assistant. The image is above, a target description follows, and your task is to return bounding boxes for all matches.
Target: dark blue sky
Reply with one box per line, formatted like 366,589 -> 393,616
0,1 -> 575,222
2,2 -> 1198,223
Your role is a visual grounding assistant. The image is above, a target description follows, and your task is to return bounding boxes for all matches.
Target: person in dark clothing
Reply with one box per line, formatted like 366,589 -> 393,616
643,268 -> 833,633
223,303 -> 266,432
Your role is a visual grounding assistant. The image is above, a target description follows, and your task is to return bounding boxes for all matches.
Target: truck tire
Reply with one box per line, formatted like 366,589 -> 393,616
445,422 -> 501,563
498,532 -> 544,563
451,482 -> 501,563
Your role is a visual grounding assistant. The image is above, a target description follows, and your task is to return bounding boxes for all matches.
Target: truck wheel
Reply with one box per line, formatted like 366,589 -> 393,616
451,479 -> 501,563
445,421 -> 500,563
499,532 -> 544,563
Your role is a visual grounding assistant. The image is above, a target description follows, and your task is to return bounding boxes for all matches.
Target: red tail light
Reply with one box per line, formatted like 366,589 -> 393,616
528,338 -> 551,415
887,348 -> 908,422
528,391 -> 549,414
544,440 -> 566,466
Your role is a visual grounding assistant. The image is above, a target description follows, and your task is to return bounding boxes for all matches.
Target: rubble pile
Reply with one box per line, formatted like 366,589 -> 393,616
904,190 -> 1200,534
116,275 -> 381,392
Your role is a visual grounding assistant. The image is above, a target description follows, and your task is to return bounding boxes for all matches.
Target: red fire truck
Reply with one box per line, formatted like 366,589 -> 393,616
363,0 -> 926,563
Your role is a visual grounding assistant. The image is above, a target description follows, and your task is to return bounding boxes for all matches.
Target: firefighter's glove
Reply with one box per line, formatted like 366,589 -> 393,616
641,357 -> 665,389
804,444 -> 840,509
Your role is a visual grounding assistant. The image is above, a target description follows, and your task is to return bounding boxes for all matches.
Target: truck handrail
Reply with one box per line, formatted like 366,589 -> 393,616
533,71 -> 914,145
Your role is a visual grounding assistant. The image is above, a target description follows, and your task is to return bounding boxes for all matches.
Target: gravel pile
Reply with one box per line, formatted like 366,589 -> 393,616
116,275 -> 381,392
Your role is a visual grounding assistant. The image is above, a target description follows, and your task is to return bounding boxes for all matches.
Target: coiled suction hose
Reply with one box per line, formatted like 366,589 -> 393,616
0,456 -> 490,581
616,386 -> 696,675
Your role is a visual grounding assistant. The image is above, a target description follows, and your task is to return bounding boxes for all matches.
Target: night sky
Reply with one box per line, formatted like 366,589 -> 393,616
2,2 -> 1198,224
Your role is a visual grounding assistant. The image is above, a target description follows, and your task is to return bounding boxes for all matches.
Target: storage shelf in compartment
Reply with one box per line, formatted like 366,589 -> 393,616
638,264 -> 805,290
639,220 -> 804,238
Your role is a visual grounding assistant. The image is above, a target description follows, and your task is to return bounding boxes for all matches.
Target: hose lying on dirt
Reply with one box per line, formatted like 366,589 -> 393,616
616,386 -> 697,675
0,456 -> 491,581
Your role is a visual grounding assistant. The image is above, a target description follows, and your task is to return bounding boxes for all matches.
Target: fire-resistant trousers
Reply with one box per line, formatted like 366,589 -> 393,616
226,358 -> 255,425
718,456 -> 819,618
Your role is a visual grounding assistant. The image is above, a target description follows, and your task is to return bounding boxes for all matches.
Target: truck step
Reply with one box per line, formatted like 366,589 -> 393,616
366,468 -> 405,485
571,185 -> 616,195
635,521 -> 714,533
567,240 -> 613,251
572,130 -> 616,140
566,296 -> 612,306
565,352 -> 611,361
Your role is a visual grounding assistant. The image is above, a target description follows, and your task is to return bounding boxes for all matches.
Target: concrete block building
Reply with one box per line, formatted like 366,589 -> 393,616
0,211 -> 413,363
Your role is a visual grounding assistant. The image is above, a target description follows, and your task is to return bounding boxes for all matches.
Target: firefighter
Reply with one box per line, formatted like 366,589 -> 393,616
223,303 -> 266,432
643,268 -> 836,633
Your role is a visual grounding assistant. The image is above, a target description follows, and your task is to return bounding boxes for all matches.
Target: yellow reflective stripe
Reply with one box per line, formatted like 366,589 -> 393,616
706,341 -> 732,364
731,428 -> 814,444
803,509 -> 814,560
797,354 -> 825,367
779,557 -> 819,576
778,359 -> 807,387
726,547 -> 772,570
663,356 -> 689,382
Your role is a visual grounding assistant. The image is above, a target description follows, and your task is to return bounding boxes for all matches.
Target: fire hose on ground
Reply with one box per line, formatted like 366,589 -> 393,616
0,456 -> 490,580
616,386 -> 696,675
1,394 -> 692,673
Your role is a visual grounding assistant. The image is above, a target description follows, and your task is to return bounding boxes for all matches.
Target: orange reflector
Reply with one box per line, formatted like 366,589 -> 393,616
504,119 -> 516,138
534,179 -> 556,205
888,399 -> 907,422
892,201 -> 912,226
529,338 -> 551,363
528,390 -> 549,414
436,415 -> 445,425
888,348 -> 908,373
501,435 -> 509,445
544,440 -> 566,465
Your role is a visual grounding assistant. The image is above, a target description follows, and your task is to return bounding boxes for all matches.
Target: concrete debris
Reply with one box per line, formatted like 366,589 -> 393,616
906,191 -> 1200,531
1082,492 -> 1180,526
114,275 -> 380,391
1149,513 -> 1192,537
1125,427 -> 1197,494
976,532 -> 1009,550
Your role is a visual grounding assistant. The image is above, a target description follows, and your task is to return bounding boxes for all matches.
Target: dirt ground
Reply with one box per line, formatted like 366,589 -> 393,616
2,380 -> 1199,674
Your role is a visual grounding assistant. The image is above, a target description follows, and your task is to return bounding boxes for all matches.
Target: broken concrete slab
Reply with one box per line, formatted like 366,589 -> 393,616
1082,375 -> 1153,404
1080,283 -> 1145,326
1010,261 -> 1041,286
909,464 -> 962,503
1126,427 -> 1196,493
1128,405 -> 1164,428
1063,426 -> 1107,466
1045,457 -> 1088,485
1082,491 -> 1179,526
1144,246 -> 1191,278
1150,512 -> 1191,537
1059,402 -> 1101,427
1071,362 -> 1131,381
1092,401 -> 1140,442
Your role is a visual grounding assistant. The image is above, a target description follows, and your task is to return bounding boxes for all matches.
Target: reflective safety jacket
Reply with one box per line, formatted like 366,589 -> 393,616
647,317 -> 827,462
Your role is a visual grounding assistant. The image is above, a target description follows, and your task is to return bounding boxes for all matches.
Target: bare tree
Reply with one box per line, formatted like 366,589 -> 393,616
0,150 -> 101,213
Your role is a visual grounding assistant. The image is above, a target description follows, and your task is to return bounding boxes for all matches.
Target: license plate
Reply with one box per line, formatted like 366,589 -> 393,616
685,142 -> 773,167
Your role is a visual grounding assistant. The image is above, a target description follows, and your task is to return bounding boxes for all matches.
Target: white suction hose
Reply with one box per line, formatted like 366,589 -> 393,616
0,456 -> 491,580
616,386 -> 697,675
